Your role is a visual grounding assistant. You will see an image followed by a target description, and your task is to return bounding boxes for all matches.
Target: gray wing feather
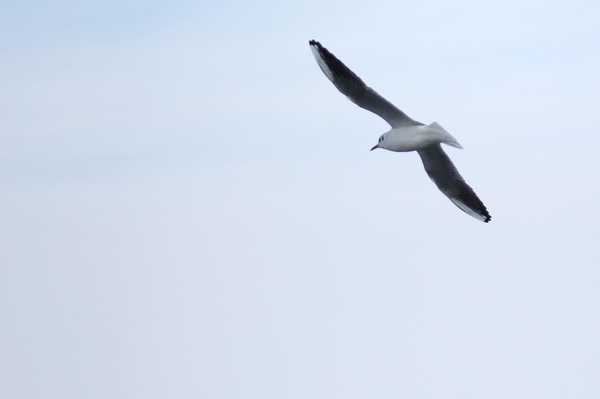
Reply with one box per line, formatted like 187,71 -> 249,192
309,40 -> 420,128
417,144 -> 491,223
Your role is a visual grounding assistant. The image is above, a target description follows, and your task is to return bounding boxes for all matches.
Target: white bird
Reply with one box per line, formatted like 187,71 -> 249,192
309,40 -> 491,223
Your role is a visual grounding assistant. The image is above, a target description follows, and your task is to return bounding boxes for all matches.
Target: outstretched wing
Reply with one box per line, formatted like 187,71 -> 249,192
417,144 -> 491,222
309,40 -> 421,128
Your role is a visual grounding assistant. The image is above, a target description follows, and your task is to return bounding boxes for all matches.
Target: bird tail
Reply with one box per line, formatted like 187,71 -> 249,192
429,122 -> 463,149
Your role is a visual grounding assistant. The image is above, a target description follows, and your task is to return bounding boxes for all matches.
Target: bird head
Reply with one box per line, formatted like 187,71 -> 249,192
371,134 -> 385,151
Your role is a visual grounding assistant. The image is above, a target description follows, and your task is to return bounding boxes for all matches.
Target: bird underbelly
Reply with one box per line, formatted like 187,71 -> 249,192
385,129 -> 439,152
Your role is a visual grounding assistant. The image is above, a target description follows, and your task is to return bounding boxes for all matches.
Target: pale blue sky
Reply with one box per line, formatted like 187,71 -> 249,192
2,0 -> 600,398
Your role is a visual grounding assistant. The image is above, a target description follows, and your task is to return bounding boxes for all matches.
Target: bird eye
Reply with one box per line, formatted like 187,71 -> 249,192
379,136 -> 383,143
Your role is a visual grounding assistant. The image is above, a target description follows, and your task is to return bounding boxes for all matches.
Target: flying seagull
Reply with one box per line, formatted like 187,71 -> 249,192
309,40 -> 491,223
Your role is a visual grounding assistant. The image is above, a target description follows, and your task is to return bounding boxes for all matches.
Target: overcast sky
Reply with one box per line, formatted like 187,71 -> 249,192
2,0 -> 600,398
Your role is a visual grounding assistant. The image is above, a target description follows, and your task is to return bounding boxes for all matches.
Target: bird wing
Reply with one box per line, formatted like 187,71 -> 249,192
417,144 -> 491,222
309,40 -> 421,128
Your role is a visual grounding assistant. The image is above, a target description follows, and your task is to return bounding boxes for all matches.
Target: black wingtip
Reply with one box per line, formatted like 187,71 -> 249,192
478,208 -> 491,223
478,204 -> 491,223
452,184 -> 491,223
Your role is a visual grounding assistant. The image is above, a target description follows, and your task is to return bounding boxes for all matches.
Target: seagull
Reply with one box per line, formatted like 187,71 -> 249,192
309,40 -> 491,223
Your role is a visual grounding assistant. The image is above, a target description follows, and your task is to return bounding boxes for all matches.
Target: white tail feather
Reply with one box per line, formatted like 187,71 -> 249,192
429,122 -> 463,149
429,121 -> 447,132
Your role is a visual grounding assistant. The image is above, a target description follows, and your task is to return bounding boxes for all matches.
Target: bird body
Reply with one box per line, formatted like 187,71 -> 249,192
377,122 -> 463,153
309,40 -> 491,223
